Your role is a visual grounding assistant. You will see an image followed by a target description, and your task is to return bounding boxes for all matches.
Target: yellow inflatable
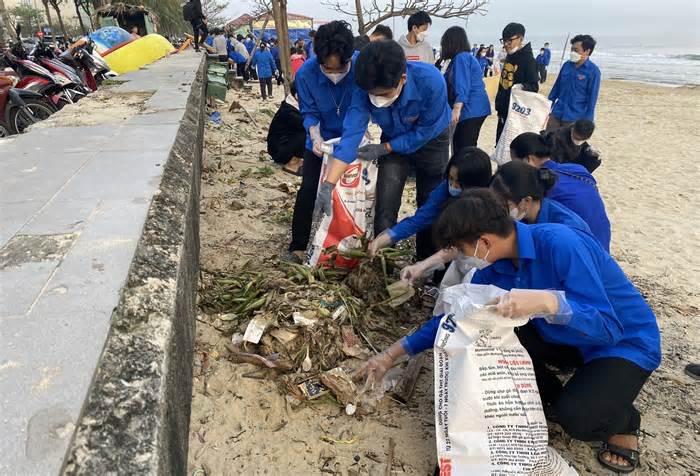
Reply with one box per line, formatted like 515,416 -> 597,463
104,34 -> 174,74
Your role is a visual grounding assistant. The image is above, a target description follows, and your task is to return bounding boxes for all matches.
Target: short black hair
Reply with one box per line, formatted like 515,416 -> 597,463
371,25 -> 393,40
237,34 -> 244,40
440,26 -> 470,60
434,189 -> 514,249
544,42 -> 550,46
446,146 -> 492,189
355,40 -> 406,90
510,132 -> 551,160
309,30 -> 316,38
490,160 -> 557,204
502,22 -> 525,40
571,34 -> 596,54
408,11 -> 432,32
573,119 -> 595,140
314,20 -> 355,64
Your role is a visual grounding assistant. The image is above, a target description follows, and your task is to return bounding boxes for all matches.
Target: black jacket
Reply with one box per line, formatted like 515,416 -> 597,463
495,42 -> 539,116
267,100 -> 305,164
183,0 -> 204,22
545,125 -> 602,173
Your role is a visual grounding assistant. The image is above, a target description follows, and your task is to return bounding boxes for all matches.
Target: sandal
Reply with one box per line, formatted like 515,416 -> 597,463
597,430 -> 640,474
283,165 -> 303,177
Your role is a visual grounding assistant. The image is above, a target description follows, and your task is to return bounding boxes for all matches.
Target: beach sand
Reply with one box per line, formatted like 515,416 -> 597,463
188,79 -> 699,475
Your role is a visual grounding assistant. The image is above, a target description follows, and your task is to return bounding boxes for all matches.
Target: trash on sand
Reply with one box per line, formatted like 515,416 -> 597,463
293,311 -> 317,327
302,347 -> 313,372
270,328 -> 298,344
320,367 -> 357,406
231,333 -> 244,345
228,351 -> 293,370
345,403 -> 357,416
243,315 -> 270,344
298,378 -> 329,400
385,280 -> 415,308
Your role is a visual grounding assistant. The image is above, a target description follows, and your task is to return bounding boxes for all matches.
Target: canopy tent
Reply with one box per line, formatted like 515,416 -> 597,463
226,12 -> 314,42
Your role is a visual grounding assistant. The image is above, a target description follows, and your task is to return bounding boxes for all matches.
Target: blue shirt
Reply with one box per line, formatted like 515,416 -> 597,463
446,52 -> 492,122
244,39 -> 255,53
270,46 -> 280,62
295,54 -> 359,152
543,48 -> 551,66
252,49 -> 277,78
305,40 -> 316,59
549,59 -> 601,121
387,180 -> 450,242
544,160 -> 611,251
403,222 -> 661,371
334,61 -> 452,164
537,198 -> 591,234
536,53 -> 547,65
205,36 -> 214,47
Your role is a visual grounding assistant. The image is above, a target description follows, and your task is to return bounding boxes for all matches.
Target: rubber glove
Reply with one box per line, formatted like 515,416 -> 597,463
493,289 -> 561,320
313,181 -> 335,219
357,143 -> 389,161
400,253 -> 446,284
353,351 -> 395,389
310,124 -> 324,157
368,231 -> 393,257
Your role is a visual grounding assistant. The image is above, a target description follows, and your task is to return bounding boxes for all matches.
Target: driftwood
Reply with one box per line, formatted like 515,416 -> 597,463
391,354 -> 425,404
385,437 -> 395,476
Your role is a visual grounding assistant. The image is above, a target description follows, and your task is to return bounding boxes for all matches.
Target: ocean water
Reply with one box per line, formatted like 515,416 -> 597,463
545,46 -> 700,86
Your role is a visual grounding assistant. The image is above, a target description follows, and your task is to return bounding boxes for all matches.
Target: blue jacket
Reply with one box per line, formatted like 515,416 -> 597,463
205,36 -> 214,47
252,49 -> 277,78
445,52 -> 491,122
305,40 -> 316,59
537,198 -> 591,235
543,48 -> 551,65
549,59 -> 601,121
477,55 -> 490,74
270,45 -> 280,62
536,53 -> 547,65
227,39 -> 246,64
295,54 -> 359,152
334,61 -> 452,164
543,160 -> 611,251
244,38 -> 255,53
402,222 -> 661,371
388,179 -> 450,242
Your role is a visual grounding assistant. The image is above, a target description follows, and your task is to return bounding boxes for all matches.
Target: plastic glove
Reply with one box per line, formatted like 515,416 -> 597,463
492,289 -> 560,320
353,351 -> 395,389
368,231 -> 393,257
400,253 -> 447,284
451,103 -> 462,125
313,181 -> 335,219
310,124 -> 324,157
357,143 -> 389,162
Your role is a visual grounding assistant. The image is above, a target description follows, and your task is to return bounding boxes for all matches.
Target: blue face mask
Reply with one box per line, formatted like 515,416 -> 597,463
448,184 -> 462,197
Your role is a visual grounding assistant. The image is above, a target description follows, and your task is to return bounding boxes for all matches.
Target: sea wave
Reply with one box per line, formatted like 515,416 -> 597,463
671,54 -> 700,61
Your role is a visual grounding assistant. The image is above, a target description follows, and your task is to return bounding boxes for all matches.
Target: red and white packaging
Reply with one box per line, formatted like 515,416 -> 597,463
305,138 -> 377,268
434,283 -> 577,476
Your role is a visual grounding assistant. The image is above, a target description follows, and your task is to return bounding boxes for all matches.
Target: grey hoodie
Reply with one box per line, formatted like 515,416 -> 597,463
398,34 -> 435,64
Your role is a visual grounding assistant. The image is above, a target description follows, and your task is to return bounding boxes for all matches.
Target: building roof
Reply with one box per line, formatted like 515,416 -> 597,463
226,12 -> 313,29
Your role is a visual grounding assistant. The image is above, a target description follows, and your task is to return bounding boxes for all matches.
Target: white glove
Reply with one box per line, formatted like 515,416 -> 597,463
310,124 -> 324,157
368,231 -> 393,257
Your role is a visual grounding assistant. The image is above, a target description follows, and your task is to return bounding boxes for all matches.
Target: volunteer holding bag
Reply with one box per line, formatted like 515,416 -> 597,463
440,26 -> 491,152
285,21 -> 358,262
357,189 -> 660,474
322,40 -> 452,262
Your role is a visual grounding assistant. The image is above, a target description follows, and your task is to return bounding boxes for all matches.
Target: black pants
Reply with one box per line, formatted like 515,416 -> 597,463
375,129 -> 450,260
236,62 -> 249,81
453,116 -> 487,153
538,64 -> 548,83
271,134 -> 306,165
496,114 -> 506,144
248,66 -> 258,81
190,20 -> 208,47
259,77 -> 273,99
516,323 -> 651,442
218,55 -> 228,63
275,59 -> 283,85
289,149 -> 322,252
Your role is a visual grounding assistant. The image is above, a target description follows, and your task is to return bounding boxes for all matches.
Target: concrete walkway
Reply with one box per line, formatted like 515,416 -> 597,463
0,51 -> 202,474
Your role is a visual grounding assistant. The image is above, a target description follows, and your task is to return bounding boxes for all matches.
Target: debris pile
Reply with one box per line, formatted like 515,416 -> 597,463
199,247 -> 427,415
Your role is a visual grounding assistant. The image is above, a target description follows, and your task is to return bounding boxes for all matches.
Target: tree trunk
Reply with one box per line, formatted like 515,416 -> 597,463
245,15 -> 270,68
52,3 -> 68,39
74,0 -> 87,34
354,0 -> 366,35
271,0 -> 291,95
0,0 -> 14,43
42,1 -> 55,37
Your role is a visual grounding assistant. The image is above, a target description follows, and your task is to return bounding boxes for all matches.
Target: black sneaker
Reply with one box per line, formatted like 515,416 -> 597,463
684,363 -> 700,380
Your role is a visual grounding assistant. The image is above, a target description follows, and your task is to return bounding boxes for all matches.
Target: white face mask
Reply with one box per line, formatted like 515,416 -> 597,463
570,51 -> 582,62
416,30 -> 428,42
509,206 -> 526,221
369,84 -> 402,108
459,241 -> 491,271
323,69 -> 349,84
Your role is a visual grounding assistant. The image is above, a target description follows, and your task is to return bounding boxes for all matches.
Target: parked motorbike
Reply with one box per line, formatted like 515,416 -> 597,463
0,72 -> 55,136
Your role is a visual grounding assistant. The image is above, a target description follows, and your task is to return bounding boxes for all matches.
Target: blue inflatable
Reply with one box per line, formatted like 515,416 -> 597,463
90,26 -> 133,55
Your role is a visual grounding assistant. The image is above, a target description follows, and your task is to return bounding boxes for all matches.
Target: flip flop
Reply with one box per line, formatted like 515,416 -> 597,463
282,165 -> 303,177
597,432 -> 640,474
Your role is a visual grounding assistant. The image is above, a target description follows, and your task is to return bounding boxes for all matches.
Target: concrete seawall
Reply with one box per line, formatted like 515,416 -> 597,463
0,51 -> 205,474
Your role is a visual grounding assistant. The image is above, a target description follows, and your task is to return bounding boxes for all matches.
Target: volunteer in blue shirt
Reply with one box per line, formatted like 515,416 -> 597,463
547,34 -> 601,131
321,40 -> 451,261
305,29 -> 316,59
368,146 -> 492,256
270,38 -> 282,85
252,43 -> 277,100
439,27 -> 491,153
357,190 -> 660,474
285,20 -> 359,262
510,132 -> 611,251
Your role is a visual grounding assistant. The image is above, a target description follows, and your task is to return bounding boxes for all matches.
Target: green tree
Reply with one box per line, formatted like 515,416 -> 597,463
9,5 -> 45,36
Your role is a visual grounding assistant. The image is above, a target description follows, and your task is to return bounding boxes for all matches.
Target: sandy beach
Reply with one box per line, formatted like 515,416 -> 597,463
188,77 -> 700,475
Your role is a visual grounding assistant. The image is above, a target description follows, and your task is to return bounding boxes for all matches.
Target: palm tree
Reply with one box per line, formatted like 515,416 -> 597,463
48,0 -> 68,38
41,0 -> 55,37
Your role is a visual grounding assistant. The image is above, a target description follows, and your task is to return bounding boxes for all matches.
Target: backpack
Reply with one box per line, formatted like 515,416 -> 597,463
183,2 -> 196,22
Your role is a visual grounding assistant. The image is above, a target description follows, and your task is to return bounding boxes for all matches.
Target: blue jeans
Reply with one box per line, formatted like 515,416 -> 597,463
374,129 -> 450,260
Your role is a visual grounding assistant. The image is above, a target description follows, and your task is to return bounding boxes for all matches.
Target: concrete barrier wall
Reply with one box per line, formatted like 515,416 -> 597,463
59,59 -> 205,474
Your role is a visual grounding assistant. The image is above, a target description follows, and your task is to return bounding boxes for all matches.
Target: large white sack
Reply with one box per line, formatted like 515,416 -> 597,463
492,87 -> 552,165
434,283 -> 577,476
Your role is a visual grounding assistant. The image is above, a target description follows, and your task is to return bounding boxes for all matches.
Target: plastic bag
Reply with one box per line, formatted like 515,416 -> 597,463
492,87 -> 552,165
306,137 -> 377,268
434,283 -> 577,475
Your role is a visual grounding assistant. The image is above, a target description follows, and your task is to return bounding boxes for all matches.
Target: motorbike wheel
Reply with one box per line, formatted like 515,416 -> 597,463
0,122 -> 11,138
9,99 -> 55,135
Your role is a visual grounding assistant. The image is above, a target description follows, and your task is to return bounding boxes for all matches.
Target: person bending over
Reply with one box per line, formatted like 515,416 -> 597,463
510,132 -> 610,251
358,189 -> 660,474
267,81 -> 305,176
545,119 -> 601,173
326,40 -> 451,261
